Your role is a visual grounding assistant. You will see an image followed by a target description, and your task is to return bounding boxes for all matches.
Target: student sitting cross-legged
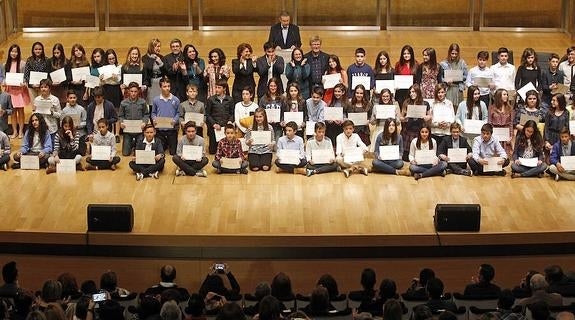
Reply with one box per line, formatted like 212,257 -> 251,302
467,123 -> 510,176
437,122 -> 473,176
129,124 -> 166,181
409,125 -> 448,180
172,121 -> 209,177
372,118 -> 410,176
212,123 -> 249,174
275,121 -> 307,174
336,120 -> 369,178
12,113 -> 52,169
245,107 -> 275,171
548,127 -> 575,181
85,118 -> 121,171
46,116 -> 83,174
305,122 -> 338,177
511,120 -> 547,178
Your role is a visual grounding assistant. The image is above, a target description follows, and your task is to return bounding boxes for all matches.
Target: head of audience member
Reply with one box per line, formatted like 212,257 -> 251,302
286,311 -> 310,320
132,294 -> 161,320
413,305 -> 433,320
98,300 -> 125,320
308,285 -> 330,313
519,270 -> 539,294
100,271 -> 119,293
41,280 -> 63,303
528,301 -> 550,320
258,295 -> 282,320
497,289 -> 515,310
379,278 -> 398,300
360,268 -> 376,292
74,296 -> 90,320
2,261 -> 17,284
544,265 -> 565,284
279,11 -> 291,28
254,282 -> 271,301
309,36 -> 322,54
271,272 -> 293,300
185,293 -> 206,317
383,299 -> 403,320
355,312 -> 374,320
161,288 -> 182,304
14,290 -> 34,318
215,303 -> 246,320
530,274 -> 549,292
44,303 -> 66,320
317,274 -> 339,300
160,265 -> 177,284
160,300 -> 181,320
25,311 -> 47,320
478,264 -> 496,284
200,274 -> 227,298
556,312 -> 575,320
80,280 -> 98,295
57,273 -> 79,299
418,268 -> 435,288
425,278 -> 445,300
438,311 -> 457,320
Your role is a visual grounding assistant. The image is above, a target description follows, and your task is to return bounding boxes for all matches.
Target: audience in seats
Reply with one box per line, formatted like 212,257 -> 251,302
144,265 -> 190,302
516,274 -> 562,307
463,263 -> 502,297
422,278 -> 458,312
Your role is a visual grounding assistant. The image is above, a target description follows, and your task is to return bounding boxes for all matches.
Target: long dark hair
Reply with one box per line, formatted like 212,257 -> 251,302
4,44 -> 22,73
251,107 -> 270,131
416,125 -> 433,150
466,85 -> 482,120
51,43 -> 67,70
26,113 -> 49,148
27,42 -> 46,62
397,45 -> 416,73
422,48 -> 438,72
59,116 -> 77,140
381,119 -> 399,145
208,48 -> 226,66
183,44 -> 201,64
90,48 -> 105,68
516,120 -> 543,152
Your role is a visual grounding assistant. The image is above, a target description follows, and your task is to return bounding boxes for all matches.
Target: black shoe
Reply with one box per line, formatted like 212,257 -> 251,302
498,169 -> 507,176
115,135 -> 120,143
11,163 -> 20,169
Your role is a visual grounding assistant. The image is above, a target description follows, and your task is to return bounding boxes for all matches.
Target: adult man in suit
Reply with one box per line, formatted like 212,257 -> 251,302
437,122 -> 473,176
268,11 -> 301,50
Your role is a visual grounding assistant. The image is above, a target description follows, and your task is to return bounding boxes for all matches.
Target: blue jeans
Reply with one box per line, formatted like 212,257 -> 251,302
511,162 -> 547,177
409,161 -> 447,178
122,133 -> 142,156
372,159 -> 404,174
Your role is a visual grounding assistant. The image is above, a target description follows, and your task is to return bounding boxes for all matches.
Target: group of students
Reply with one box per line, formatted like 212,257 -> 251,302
1,38 -> 575,180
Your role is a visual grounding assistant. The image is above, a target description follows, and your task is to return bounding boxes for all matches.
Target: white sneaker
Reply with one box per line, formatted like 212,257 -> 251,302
175,169 -> 186,176
195,169 -> 207,177
136,173 -> 144,181
151,171 -> 159,179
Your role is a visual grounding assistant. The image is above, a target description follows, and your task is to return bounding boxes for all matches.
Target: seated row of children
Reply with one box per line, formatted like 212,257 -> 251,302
4,107 -> 574,181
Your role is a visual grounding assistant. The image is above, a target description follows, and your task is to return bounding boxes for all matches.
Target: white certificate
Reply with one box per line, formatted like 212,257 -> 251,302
84,75 -> 100,88
519,157 -> 538,167
5,72 -> 24,86
250,131 -> 271,145
464,120 -> 485,134
283,112 -> 303,125
305,121 -> 316,136
97,65 -> 118,80
347,112 -> 368,126
483,157 -> 503,172
561,156 -> 575,171
91,145 -> 111,161
406,105 -> 427,118
443,70 -> 463,82
214,128 -> 225,142
570,121 -> 575,134
239,138 -> 249,152
265,108 -> 280,123
474,77 -> 492,88
493,127 -> 511,142
184,112 -> 204,126
379,145 -> 400,161
136,150 -> 156,165
432,107 -> 454,123
123,120 -> 144,133
343,147 -> 365,163
415,149 -> 436,165
519,113 -> 539,126
517,82 -> 537,102
447,148 -> 468,163
322,73 -> 341,89
311,149 -> 334,164
375,105 -> 396,120
324,107 -> 343,121
71,66 -> 90,82
29,71 -> 48,86
155,117 -> 174,129
221,157 -> 241,169
35,100 -> 53,114
278,149 -> 300,165
66,113 -> 81,127
123,73 -> 143,87
49,68 -> 67,84
375,80 -> 395,94
21,155 -> 40,170
56,159 -> 76,173
351,76 -> 371,90
182,145 -> 203,161
394,75 -> 413,89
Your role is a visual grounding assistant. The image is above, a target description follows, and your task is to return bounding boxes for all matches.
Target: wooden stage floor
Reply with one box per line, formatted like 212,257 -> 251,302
1,30 -> 574,256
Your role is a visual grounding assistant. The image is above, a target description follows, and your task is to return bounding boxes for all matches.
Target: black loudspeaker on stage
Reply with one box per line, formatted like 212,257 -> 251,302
434,204 -> 481,232
87,204 -> 134,232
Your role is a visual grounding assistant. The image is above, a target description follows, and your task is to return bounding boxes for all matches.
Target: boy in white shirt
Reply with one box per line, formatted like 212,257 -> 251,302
336,120 -> 368,178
